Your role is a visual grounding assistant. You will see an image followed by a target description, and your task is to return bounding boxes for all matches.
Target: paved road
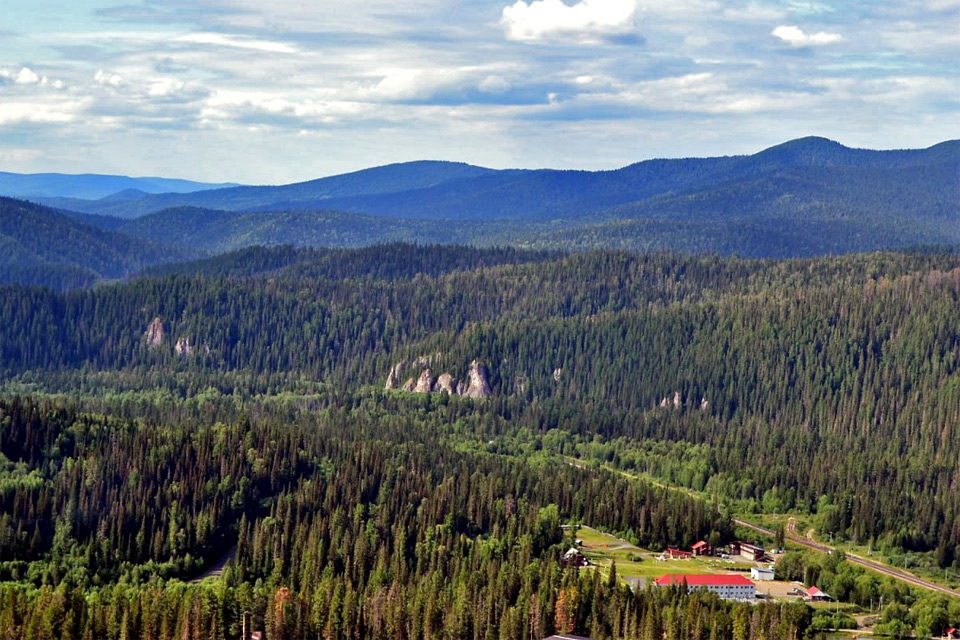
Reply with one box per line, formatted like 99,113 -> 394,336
736,518 -> 959,599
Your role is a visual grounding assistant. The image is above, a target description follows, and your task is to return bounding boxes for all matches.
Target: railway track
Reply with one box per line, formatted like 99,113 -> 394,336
564,458 -> 959,599
735,518 -> 960,599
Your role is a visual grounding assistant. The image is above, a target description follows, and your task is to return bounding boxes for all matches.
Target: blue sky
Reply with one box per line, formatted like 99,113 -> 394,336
1,0 -> 957,183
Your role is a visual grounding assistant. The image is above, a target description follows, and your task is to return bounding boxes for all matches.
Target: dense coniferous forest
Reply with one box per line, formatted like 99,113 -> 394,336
0,244 -> 958,638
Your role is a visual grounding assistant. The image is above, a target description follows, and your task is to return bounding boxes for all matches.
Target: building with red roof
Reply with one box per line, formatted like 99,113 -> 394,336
691,541 -> 714,556
806,586 -> 832,601
654,574 -> 755,600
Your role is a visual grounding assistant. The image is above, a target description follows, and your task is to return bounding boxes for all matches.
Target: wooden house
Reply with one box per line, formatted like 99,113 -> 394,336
692,541 -> 713,556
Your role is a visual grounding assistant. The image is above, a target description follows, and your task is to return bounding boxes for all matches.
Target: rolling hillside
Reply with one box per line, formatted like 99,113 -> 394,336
5,137 -> 958,263
37,160 -> 500,219
32,137 -> 959,224
0,197 -> 197,289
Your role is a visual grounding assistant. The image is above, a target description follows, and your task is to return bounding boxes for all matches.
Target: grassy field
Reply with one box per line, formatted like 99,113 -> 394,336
564,525 -> 755,584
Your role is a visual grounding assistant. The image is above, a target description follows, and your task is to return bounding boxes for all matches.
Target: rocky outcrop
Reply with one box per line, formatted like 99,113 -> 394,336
513,375 -> 528,395
414,369 -> 434,393
435,373 -> 457,394
385,361 -> 406,390
385,357 -> 492,399
659,391 -> 685,409
175,337 -> 194,358
145,317 -> 165,348
463,360 -> 492,398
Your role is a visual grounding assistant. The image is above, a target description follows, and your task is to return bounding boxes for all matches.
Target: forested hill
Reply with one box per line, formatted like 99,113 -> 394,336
0,197 -> 197,289
2,246 -> 958,558
1,245 -> 958,638
25,137 -> 956,259
37,160 -> 502,219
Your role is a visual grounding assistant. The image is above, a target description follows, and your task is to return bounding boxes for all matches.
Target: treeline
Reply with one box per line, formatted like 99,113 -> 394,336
0,567 -> 818,640
1,246 -> 958,556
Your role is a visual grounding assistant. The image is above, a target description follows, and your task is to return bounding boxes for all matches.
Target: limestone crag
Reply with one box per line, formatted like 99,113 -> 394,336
384,361 -> 406,390
175,337 -> 194,358
414,369 -> 435,393
145,317 -> 165,348
435,373 -> 457,394
385,356 -> 492,398
659,391 -> 685,409
463,360 -> 492,398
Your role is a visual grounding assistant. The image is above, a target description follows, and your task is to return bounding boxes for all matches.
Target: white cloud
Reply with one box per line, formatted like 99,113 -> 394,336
772,25 -> 842,46
174,32 -> 298,54
787,2 -> 836,16
479,75 -> 512,93
501,0 -> 638,42
15,67 -> 41,85
0,100 -> 87,125
722,4 -> 787,21
95,69 -> 124,87
878,21 -> 960,51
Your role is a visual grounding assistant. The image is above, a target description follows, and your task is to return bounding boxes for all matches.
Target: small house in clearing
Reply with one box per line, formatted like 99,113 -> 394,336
562,547 -> 589,568
806,586 -> 832,601
692,541 -> 714,556
667,547 -> 693,559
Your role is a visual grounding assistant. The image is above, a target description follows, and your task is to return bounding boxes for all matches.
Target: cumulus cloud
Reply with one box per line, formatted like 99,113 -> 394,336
0,99 -> 87,125
16,67 -> 42,85
147,78 -> 210,102
95,69 -> 124,87
501,0 -> 638,43
772,25 -> 842,46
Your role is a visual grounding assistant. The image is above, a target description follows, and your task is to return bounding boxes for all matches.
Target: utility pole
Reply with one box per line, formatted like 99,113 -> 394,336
241,610 -> 252,640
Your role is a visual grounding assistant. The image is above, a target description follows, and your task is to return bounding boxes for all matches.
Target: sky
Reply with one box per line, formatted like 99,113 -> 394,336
1,0 -> 958,184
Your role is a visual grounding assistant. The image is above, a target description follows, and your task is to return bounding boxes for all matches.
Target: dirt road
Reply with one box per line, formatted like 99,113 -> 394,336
190,546 -> 237,583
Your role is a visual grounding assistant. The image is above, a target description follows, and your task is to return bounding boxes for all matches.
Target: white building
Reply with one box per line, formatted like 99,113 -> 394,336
654,574 -> 756,599
751,567 -> 775,581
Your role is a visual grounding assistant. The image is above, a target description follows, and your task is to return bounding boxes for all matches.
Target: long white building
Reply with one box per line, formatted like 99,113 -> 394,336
654,574 -> 756,599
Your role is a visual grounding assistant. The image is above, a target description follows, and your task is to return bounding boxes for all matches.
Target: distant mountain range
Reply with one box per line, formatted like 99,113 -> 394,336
0,172 -> 240,201
18,137 -> 957,224
1,137 -> 957,289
